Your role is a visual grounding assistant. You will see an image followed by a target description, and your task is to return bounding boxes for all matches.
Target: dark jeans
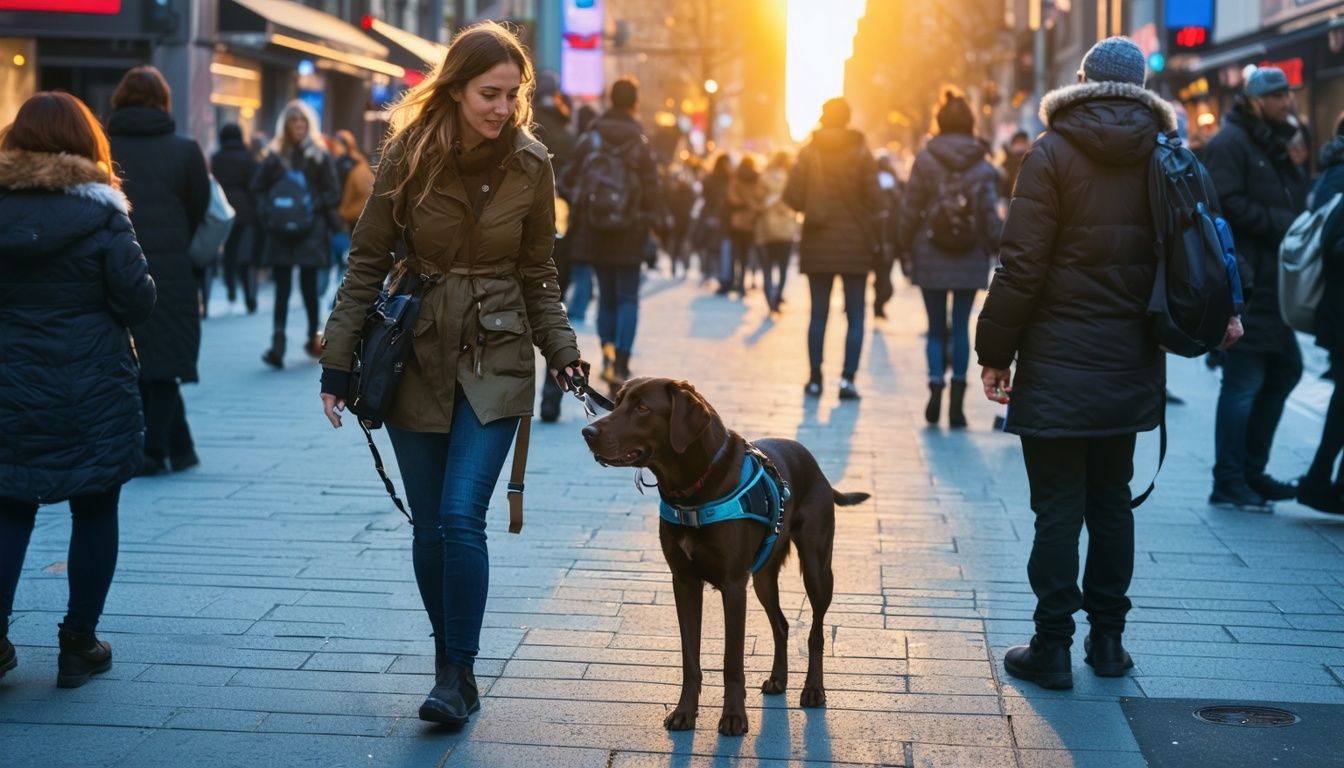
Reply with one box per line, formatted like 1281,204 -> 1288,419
595,263 -> 641,356
874,254 -> 896,312
139,379 -> 195,463
0,486 -> 121,637
762,241 -> 791,311
724,230 -> 753,292
921,288 -> 977,383
1212,346 -> 1303,489
273,265 -> 320,337
223,224 -> 259,310
388,395 -> 519,669
1307,352 -> 1344,485
807,273 -> 866,378
568,263 -> 593,324
1020,434 -> 1136,646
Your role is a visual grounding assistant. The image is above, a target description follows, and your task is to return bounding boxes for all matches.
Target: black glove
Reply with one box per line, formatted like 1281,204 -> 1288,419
550,358 -> 592,392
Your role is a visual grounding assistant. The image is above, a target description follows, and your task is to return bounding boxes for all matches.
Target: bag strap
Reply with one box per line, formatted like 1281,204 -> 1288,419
507,417 -> 531,534
1130,407 -> 1166,509
359,420 -> 413,524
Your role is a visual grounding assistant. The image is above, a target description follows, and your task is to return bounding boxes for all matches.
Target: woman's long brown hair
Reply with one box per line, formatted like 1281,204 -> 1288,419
0,91 -> 118,187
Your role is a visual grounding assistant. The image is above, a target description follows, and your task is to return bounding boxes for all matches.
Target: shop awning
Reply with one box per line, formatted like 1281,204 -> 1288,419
219,0 -> 404,78
360,15 -> 448,72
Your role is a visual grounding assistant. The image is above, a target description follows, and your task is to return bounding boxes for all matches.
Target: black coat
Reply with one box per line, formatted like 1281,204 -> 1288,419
108,106 -> 209,383
0,150 -> 156,503
250,144 -> 340,269
976,81 -> 1178,438
1203,103 -> 1309,355
210,137 -> 259,226
532,104 -> 577,186
784,127 -> 883,276
897,133 -> 1002,291
561,110 -> 660,268
1313,136 -> 1344,356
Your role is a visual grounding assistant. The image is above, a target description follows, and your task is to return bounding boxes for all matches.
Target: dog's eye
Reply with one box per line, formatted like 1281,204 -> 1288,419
635,403 -> 650,414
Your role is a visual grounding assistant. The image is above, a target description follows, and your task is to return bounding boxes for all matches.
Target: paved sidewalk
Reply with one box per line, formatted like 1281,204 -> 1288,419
1,267 -> 1342,768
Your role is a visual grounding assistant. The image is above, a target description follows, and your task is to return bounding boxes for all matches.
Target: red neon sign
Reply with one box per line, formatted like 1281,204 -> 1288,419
563,32 -> 600,50
1258,58 -> 1305,88
1174,26 -> 1208,48
0,0 -> 120,11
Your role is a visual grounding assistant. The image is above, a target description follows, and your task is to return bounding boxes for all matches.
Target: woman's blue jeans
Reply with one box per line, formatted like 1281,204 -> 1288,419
921,288 -> 977,383
387,395 -> 518,669
807,273 -> 866,378
568,263 -> 594,323
595,264 -> 641,356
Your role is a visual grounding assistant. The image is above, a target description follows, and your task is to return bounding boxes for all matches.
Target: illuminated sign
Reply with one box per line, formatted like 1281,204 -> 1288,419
1165,0 -> 1213,28
1174,26 -> 1208,48
1258,57 -> 1305,88
0,0 -> 120,10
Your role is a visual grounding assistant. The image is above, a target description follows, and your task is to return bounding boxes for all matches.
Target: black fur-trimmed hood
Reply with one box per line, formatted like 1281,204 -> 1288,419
1040,81 -> 1177,166
0,149 -> 131,262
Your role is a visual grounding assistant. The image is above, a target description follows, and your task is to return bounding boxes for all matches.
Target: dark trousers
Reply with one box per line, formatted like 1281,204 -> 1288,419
1212,346 -> 1303,489
762,241 -> 791,312
874,254 -> 896,312
0,486 -> 121,636
807,273 -> 866,378
139,379 -> 194,463
273,265 -> 320,337
223,224 -> 259,310
387,395 -> 518,669
1020,434 -> 1137,646
1307,353 -> 1344,486
725,230 -> 753,292
595,263 -> 641,356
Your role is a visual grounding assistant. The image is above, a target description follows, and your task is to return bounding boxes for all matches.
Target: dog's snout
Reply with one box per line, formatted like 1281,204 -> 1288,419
581,424 -> 600,444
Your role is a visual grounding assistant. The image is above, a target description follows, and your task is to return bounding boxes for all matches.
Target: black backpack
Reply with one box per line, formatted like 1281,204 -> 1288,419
928,166 -> 979,252
264,167 -> 315,238
577,132 -> 642,232
1147,131 -> 1245,357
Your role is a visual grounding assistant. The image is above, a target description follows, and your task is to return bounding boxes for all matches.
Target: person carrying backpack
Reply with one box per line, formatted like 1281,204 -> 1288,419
251,100 -> 340,368
898,90 -> 1002,427
560,77 -> 660,385
975,37 -> 1245,691
1204,67 -> 1309,510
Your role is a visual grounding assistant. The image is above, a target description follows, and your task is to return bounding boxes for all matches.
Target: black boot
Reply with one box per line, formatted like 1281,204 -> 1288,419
434,643 -> 446,678
540,382 -> 562,423
804,369 -> 822,397
948,380 -> 967,429
1003,636 -> 1072,690
1083,632 -> 1133,677
924,383 -> 945,425
613,352 -> 632,383
57,625 -> 112,688
418,663 -> 480,726
262,331 -> 285,369
0,636 -> 16,679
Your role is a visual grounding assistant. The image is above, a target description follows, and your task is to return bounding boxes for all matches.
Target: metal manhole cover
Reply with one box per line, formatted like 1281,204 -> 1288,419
1193,705 -> 1300,727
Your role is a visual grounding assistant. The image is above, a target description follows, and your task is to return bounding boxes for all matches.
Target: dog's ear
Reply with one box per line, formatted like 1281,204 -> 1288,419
668,382 -> 711,454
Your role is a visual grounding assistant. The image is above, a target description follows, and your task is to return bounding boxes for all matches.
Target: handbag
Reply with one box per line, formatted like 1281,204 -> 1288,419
188,176 -> 236,270
347,269 -> 433,430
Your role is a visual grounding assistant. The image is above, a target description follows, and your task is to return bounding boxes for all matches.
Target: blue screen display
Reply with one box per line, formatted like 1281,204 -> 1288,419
1166,0 -> 1213,28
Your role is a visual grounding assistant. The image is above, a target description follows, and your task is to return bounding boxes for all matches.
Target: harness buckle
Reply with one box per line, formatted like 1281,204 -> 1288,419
682,507 -> 700,527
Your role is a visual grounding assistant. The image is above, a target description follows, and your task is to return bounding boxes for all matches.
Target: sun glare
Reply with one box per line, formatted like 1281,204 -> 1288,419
786,0 -> 866,142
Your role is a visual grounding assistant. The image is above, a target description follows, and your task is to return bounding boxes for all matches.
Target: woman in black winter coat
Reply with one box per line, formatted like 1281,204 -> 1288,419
0,92 -> 156,688
897,90 -> 1002,427
251,100 -> 340,367
106,66 -> 210,476
210,123 -> 261,312
1298,121 -> 1344,514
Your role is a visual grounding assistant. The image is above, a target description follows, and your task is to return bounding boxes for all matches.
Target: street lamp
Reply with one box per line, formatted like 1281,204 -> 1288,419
704,78 -> 719,94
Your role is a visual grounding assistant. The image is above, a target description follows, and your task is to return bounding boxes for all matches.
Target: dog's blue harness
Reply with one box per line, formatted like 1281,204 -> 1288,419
659,447 -> 791,574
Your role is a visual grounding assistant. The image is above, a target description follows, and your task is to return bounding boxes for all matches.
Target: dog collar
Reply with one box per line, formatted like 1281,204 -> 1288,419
659,453 -> 785,574
659,437 -> 733,500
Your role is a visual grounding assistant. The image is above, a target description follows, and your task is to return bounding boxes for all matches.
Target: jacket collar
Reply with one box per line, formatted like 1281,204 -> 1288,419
511,127 -> 550,164
1040,81 -> 1177,134
0,149 -> 129,215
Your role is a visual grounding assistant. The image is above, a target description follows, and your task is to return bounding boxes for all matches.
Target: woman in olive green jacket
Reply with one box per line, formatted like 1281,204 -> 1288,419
318,22 -> 586,728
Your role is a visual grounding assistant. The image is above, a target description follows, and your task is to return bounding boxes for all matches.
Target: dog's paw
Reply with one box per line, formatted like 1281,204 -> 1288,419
717,711 -> 749,736
760,675 -> 787,695
664,708 -> 697,731
799,685 -> 826,708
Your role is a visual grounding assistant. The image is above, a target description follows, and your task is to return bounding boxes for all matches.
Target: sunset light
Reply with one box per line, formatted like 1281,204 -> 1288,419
785,0 -> 865,141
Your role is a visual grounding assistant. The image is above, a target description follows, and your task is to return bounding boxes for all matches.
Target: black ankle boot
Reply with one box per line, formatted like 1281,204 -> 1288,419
434,645 -> 446,677
418,663 -> 479,726
0,636 -> 16,679
613,352 -> 632,382
1003,636 -> 1072,690
1083,632 -> 1133,677
925,383 -> 945,425
57,625 -> 112,688
948,380 -> 968,428
262,331 -> 285,369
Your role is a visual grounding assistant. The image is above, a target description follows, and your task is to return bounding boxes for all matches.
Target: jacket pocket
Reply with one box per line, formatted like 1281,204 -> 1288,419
474,309 -> 531,377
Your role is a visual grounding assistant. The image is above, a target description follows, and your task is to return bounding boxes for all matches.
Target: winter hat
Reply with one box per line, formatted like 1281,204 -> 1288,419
1080,36 -> 1146,86
218,123 -> 243,143
820,98 -> 851,128
936,90 -> 975,135
1245,67 -> 1290,97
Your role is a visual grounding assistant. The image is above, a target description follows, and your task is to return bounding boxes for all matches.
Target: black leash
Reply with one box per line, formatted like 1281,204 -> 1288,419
358,420 -> 413,523
562,371 -> 616,415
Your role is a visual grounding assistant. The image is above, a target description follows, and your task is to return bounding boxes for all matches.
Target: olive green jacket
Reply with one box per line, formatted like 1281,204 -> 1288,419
321,129 -> 580,431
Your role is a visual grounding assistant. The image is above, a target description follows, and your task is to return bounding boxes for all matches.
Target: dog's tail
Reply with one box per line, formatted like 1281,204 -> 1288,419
833,490 -> 871,507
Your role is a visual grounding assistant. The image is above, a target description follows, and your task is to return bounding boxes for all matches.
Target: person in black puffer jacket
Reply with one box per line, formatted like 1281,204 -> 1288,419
107,66 -> 210,476
975,38 -> 1245,691
898,90 -> 1003,427
784,97 -> 884,400
210,123 -> 260,312
0,92 -> 156,688
1298,120 -> 1344,515
1203,67 -> 1310,509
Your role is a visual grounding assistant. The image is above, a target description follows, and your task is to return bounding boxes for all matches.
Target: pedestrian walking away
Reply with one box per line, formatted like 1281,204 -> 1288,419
975,37 -> 1244,691
757,150 -> 799,314
318,21 -> 588,729
252,100 -> 341,368
898,89 -> 1002,427
784,97 -> 884,401
210,123 -> 261,313
1204,66 -> 1309,510
106,65 -> 210,477
332,128 -> 374,301
725,154 -> 765,295
872,152 -> 904,319
0,92 -> 157,689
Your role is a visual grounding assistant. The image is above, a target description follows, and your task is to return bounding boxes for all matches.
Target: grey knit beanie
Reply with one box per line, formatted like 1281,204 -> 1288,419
1080,36 -> 1146,86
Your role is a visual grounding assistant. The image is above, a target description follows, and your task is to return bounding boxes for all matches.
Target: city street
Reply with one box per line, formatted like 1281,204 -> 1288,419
1,269 -> 1342,768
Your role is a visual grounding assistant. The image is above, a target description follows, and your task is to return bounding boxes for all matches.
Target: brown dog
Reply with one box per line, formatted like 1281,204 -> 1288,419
580,377 -> 870,736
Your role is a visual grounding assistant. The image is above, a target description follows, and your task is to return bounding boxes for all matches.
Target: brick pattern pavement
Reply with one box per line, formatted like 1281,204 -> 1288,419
1,266 -> 1341,767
